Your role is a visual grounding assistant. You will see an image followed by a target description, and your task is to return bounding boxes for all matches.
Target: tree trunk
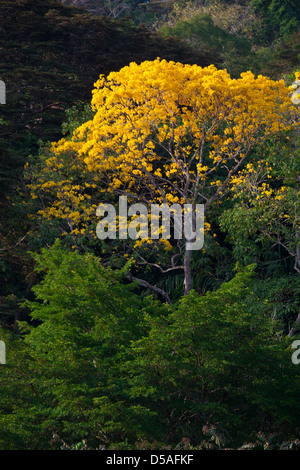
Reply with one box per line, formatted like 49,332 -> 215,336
288,312 -> 300,338
295,231 -> 300,273
184,245 -> 192,295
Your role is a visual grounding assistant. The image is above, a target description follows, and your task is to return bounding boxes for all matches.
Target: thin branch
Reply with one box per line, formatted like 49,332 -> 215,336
0,234 -> 27,252
126,273 -> 172,305
136,253 -> 184,274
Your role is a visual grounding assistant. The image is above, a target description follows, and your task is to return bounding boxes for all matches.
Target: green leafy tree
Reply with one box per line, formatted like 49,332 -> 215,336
220,125 -> 300,339
220,129 -> 300,275
250,0 -> 300,42
1,244 -> 300,449
0,241 -> 168,449
128,265 -> 300,448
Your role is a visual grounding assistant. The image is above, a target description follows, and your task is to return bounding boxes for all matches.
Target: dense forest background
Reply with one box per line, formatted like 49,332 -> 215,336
0,0 -> 300,450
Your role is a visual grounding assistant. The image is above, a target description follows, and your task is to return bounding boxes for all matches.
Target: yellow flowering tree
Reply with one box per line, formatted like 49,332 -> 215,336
28,59 -> 298,297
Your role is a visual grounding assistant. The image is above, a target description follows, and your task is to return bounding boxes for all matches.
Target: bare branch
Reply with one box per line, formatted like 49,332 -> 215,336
126,273 -> 172,305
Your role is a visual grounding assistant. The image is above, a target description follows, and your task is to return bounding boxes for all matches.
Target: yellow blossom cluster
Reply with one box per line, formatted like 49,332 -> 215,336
28,59 -> 299,239
55,59 -> 296,203
27,145 -> 99,237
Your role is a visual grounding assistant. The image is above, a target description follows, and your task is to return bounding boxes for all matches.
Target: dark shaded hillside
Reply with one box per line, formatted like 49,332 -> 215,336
0,0 -> 220,194
0,0 -> 221,324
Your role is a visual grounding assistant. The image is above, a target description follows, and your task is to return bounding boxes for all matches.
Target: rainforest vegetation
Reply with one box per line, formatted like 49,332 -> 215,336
0,0 -> 300,450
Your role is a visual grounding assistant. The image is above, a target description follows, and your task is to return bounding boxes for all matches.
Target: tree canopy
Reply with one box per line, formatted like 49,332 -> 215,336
27,58 -> 299,295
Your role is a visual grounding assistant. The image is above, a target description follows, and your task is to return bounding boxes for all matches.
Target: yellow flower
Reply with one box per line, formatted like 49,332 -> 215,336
27,58 -> 299,247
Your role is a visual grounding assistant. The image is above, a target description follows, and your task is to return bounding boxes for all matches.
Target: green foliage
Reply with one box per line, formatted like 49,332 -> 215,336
248,274 -> 300,337
219,128 -> 300,340
128,264 -> 300,448
159,0 -> 265,45
160,12 -> 259,77
1,246 -> 300,449
0,241 -> 170,449
250,0 -> 300,42
220,131 -> 300,275
259,30 -> 300,78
